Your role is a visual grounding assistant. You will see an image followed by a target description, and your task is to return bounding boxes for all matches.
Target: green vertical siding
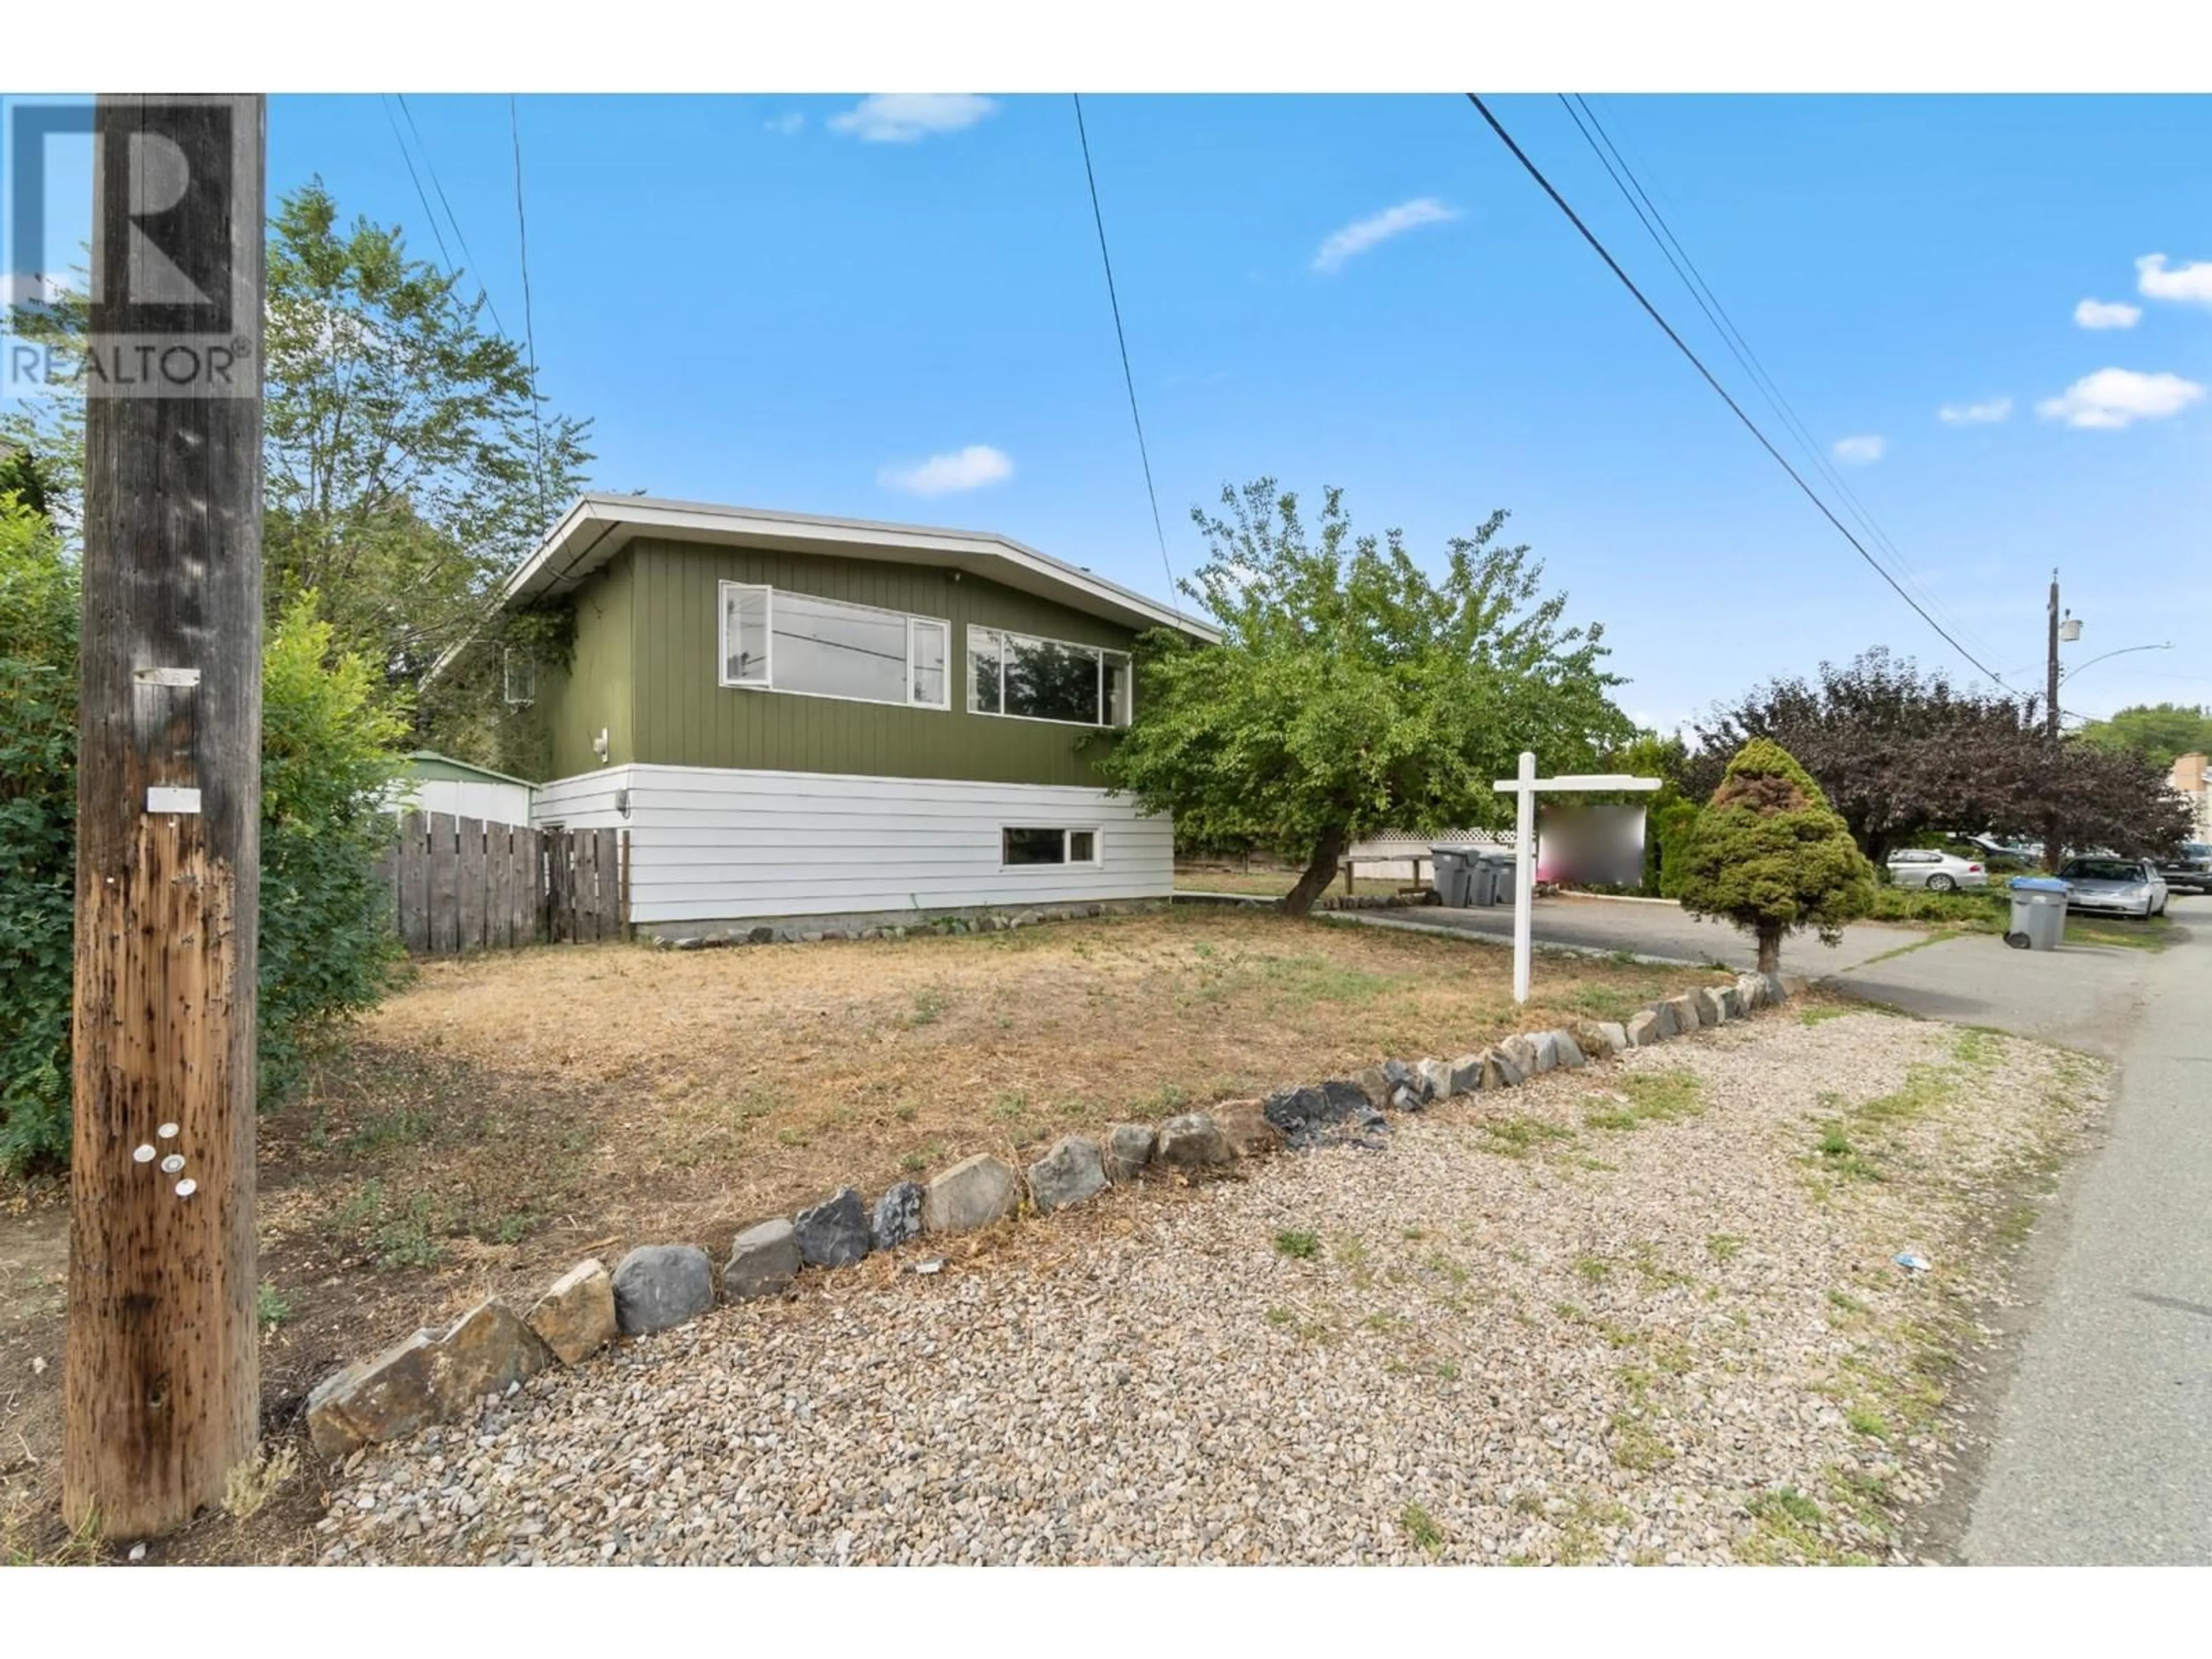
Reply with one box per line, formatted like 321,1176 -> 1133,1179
537,552 -> 636,779
624,538 -> 1138,786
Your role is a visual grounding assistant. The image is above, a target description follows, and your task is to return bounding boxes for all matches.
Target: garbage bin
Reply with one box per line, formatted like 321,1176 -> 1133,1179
1431,846 -> 1472,908
1469,851 -> 1513,907
2005,876 -> 2069,951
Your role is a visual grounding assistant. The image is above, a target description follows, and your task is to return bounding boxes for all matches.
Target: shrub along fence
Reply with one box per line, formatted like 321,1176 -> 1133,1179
377,812 -> 628,955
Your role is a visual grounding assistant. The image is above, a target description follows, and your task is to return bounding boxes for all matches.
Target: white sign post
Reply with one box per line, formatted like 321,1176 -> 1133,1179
1493,751 -> 1663,1004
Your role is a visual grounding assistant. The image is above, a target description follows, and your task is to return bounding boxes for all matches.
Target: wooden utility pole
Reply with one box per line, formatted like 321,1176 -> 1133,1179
64,94 -> 266,1539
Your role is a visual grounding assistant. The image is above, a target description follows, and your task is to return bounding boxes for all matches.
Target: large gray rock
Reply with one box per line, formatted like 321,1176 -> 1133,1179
1665,993 -> 1703,1034
307,1298 -> 551,1460
1027,1135 -> 1108,1213
1155,1112 -> 1232,1168
870,1182 -> 923,1251
1525,1031 -> 1560,1073
1104,1123 -> 1156,1181
526,1259 -> 617,1366
1417,1058 -> 1456,1100
724,1219 -> 802,1300
1694,986 -> 1729,1027
1646,999 -> 1680,1039
793,1186 -> 871,1268
1353,1066 -> 1392,1109
1498,1035 -> 1537,1078
611,1244 -> 715,1335
1734,972 -> 1767,1013
1488,1045 -> 1527,1087
1592,1021 -> 1630,1057
1260,1084 -> 1384,1151
1550,1029 -> 1588,1069
922,1154 -> 1020,1233
1380,1058 -> 1426,1101
1624,1010 -> 1662,1048
1757,971 -> 1789,1006
1448,1054 -> 1489,1094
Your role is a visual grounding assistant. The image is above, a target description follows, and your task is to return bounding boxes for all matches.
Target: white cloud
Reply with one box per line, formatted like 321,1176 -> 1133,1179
877,444 -> 1013,496
1938,397 -> 2013,425
2074,297 -> 2141,329
2136,253 -> 2212,305
2035,367 -> 2206,429
828,94 -> 995,143
1831,434 -> 1887,465
764,112 -> 805,136
1312,198 -> 1460,274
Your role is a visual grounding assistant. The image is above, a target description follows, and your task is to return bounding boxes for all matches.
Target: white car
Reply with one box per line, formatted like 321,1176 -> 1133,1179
1884,849 -> 1988,892
2055,857 -> 2169,919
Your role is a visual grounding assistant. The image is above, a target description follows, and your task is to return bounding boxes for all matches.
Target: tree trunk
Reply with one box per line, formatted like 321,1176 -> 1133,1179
1281,825 -> 1351,918
1755,924 -> 1783,975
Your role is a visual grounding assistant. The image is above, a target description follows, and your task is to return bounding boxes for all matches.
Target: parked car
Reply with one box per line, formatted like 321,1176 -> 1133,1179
1884,849 -> 1988,892
2055,856 -> 2169,919
2154,842 -> 2212,895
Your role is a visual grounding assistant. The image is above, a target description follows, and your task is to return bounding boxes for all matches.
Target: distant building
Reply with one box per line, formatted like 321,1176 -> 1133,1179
388,751 -> 537,828
2171,751 -> 2211,840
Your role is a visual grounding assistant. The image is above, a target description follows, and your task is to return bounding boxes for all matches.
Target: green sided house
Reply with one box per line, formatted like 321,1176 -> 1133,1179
461,494 -> 1215,936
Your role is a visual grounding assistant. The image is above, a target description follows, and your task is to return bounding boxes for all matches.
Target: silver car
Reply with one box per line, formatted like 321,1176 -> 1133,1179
2056,857 -> 2169,919
1884,849 -> 1988,892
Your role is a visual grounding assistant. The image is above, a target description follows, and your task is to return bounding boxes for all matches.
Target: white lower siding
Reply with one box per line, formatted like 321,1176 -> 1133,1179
532,763 -> 1173,925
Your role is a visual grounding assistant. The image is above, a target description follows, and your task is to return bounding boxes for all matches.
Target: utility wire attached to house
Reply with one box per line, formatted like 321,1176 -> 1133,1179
1071,94 -> 1179,605
510,96 -> 552,527
1465,93 -> 2023,699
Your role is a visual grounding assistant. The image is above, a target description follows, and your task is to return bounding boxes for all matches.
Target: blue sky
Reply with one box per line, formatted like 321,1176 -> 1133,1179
18,93 -> 2212,731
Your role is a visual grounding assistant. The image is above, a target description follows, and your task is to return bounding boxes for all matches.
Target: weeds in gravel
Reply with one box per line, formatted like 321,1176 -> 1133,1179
223,1442 -> 299,1522
1479,1115 -> 1575,1157
1705,1233 -> 1745,1263
1400,1502 -> 1446,1556
1,1508 -> 103,1566
1273,1229 -> 1321,1260
1845,1405 -> 1891,1440
1798,1005 -> 1858,1026
1582,1069 -> 1702,1132
1574,1254 -> 1612,1283
1608,1413 -> 1674,1472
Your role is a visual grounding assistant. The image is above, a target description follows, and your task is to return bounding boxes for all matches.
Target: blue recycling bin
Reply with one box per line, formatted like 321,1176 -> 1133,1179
2005,876 -> 2069,951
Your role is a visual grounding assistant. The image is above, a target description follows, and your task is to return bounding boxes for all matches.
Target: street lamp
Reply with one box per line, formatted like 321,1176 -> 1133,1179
2059,641 -> 2173,684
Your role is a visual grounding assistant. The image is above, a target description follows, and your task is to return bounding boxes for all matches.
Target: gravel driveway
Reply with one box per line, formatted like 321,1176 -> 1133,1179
315,1009 -> 2099,1566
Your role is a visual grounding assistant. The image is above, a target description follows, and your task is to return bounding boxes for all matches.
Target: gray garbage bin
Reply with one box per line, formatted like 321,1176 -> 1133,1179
1474,851 -> 1516,907
2005,876 -> 2069,951
1431,846 -> 1472,908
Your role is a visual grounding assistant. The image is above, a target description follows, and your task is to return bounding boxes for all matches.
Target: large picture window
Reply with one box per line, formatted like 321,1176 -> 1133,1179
967,627 -> 1133,728
719,583 -> 950,710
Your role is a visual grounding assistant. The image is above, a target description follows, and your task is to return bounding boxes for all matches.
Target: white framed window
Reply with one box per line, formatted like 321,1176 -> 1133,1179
719,582 -> 948,710
1001,826 -> 1103,868
967,626 -> 1133,728
501,647 -> 536,706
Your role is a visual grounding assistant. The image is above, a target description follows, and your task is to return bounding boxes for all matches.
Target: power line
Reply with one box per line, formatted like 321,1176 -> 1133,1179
1465,93 -> 2022,696
1559,95 -> 2008,675
509,96 -> 551,524
1071,93 -> 1177,604
392,94 -> 512,340
380,96 -> 459,279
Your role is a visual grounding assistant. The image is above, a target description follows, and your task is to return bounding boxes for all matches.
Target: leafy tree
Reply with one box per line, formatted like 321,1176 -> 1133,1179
1668,738 -> 1877,974
0,502 -> 405,1173
0,498 -> 79,1171
0,445 -> 54,520
2077,703 -> 2212,773
1099,479 -> 1631,916
1687,648 -> 2040,865
2,182 -> 595,762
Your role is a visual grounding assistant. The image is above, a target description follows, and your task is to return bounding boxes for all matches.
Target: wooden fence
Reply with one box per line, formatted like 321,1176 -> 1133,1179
377,812 -> 628,955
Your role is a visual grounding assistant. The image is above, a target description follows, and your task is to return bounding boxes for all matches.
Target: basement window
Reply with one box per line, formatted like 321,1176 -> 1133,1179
1002,827 -> 1101,867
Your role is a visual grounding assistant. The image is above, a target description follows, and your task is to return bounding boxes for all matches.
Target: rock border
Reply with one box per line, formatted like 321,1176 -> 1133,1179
305,968 -> 1787,1461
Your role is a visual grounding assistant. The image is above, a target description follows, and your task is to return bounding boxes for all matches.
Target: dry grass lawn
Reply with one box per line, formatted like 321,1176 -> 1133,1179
4,904 -> 1725,1563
